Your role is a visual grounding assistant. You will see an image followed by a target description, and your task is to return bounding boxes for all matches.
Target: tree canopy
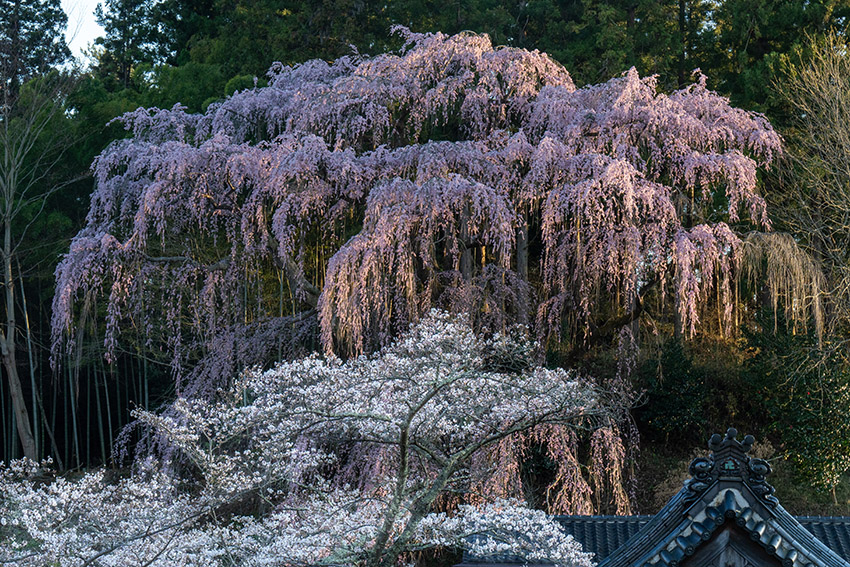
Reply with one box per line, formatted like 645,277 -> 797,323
52,29 -> 790,402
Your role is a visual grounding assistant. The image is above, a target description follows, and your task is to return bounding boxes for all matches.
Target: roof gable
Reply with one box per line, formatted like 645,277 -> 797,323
683,525 -> 783,566
598,429 -> 850,567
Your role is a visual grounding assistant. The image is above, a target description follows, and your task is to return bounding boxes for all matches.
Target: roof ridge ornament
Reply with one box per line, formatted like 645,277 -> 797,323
709,427 -> 754,453
683,427 -> 778,508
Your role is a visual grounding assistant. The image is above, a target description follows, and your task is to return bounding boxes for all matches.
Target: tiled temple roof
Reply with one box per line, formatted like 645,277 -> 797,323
462,515 -> 850,565
460,429 -> 850,567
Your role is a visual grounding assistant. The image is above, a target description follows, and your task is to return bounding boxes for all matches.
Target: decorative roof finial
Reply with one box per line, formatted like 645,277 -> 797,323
708,428 -> 754,454
683,428 -> 777,507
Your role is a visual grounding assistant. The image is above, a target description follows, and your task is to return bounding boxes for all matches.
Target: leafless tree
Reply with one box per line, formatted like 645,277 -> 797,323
773,33 -> 850,347
1,71 -> 77,460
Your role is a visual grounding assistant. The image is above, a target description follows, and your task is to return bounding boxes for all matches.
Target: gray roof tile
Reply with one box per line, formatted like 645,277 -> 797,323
461,515 -> 850,564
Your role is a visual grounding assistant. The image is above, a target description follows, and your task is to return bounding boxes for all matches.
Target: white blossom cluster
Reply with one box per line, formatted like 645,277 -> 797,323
0,457 -> 209,566
418,499 -> 594,567
2,311 -> 606,566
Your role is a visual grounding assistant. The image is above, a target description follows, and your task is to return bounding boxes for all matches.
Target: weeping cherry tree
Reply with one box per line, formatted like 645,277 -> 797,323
51,28 -> 800,396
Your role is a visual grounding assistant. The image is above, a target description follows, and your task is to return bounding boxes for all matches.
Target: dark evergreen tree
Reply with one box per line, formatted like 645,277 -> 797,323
512,0 -> 716,88
0,0 -> 70,99
149,0 -> 215,65
711,0 -> 850,112
94,0 -> 159,89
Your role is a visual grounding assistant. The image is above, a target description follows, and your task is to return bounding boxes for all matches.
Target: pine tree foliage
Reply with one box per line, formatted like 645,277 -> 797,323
94,0 -> 160,88
0,0 -> 69,97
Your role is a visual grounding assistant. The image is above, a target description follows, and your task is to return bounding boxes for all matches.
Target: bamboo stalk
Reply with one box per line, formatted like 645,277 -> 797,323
279,271 -> 284,361
1,371 -> 7,459
34,388 -> 63,470
86,364 -> 91,466
93,364 -> 106,464
92,321 -> 114,457
128,352 -> 137,406
68,352 -> 80,469
114,353 -> 121,441
103,362 -> 113,455
18,267 -> 38,458
10,396 -> 17,459
63,363 -> 68,468
51,363 -> 58,467
138,351 -> 144,412
143,353 -> 149,411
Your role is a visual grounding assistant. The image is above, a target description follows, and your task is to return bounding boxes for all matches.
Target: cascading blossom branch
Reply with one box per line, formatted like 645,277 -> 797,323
53,27 -> 783,381
3,311 -> 609,567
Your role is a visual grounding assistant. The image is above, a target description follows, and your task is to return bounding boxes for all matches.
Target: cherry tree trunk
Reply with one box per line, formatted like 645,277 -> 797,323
460,204 -> 473,280
517,217 -> 529,281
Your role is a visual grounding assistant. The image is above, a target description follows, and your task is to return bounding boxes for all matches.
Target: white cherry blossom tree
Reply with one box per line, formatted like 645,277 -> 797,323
3,310 -> 615,567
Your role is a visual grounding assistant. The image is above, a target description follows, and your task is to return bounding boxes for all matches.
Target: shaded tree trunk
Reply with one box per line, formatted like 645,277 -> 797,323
8,0 -> 22,99
516,216 -> 528,281
0,222 -> 36,460
678,0 -> 686,87
460,204 -> 473,280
